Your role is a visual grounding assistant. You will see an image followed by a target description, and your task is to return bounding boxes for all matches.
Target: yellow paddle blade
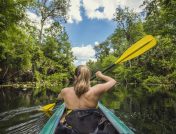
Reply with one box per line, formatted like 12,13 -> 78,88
115,35 -> 157,64
39,103 -> 56,112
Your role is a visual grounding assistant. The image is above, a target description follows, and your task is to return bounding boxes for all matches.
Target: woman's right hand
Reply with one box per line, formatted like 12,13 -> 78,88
93,71 -> 117,95
96,71 -> 103,78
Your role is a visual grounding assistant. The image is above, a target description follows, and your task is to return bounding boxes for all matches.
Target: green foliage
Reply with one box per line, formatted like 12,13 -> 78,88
44,73 -> 69,92
142,76 -> 171,92
1,0 -> 175,95
114,7 -> 145,44
0,0 -> 74,93
0,25 -> 33,82
101,55 -> 116,67
31,0 -> 69,42
167,71 -> 176,84
90,2 -> 176,87
143,76 -> 162,85
0,0 -> 30,32
94,41 -> 111,61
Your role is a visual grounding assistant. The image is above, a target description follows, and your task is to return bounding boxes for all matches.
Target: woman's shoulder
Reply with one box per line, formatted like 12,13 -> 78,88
62,87 -> 74,93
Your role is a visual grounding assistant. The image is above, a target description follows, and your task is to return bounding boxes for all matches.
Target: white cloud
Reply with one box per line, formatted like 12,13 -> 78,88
26,11 -> 41,29
82,0 -> 119,20
65,0 -> 144,21
74,58 -> 96,65
94,41 -> 99,46
121,0 -> 144,12
72,45 -> 96,65
26,10 -> 54,30
110,48 -> 114,53
27,0 -> 144,24
67,0 -> 82,23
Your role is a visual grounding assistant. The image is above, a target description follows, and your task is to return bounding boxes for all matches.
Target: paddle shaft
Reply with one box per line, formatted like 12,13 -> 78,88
91,63 -> 116,80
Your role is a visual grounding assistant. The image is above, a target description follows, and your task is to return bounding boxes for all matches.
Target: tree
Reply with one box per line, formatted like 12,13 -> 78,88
0,0 -> 74,92
142,0 -> 176,83
114,7 -> 145,44
94,40 -> 110,61
0,25 -> 34,83
0,0 -> 33,83
0,0 -> 30,32
31,0 -> 69,43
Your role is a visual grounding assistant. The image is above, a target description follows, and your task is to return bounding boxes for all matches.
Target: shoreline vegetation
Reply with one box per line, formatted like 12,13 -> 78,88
0,0 -> 176,94
0,80 -> 176,94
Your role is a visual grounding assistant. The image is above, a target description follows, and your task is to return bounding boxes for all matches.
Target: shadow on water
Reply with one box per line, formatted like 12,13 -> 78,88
101,84 -> 176,134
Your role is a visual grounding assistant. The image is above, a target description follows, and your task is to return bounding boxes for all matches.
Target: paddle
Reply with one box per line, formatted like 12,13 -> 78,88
39,35 -> 157,112
91,35 -> 156,80
39,103 -> 55,112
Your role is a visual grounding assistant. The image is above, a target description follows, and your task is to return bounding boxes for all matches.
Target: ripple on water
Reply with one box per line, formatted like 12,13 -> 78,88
0,106 -> 49,134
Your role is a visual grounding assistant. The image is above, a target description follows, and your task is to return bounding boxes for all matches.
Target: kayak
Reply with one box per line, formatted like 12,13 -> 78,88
40,103 -> 134,134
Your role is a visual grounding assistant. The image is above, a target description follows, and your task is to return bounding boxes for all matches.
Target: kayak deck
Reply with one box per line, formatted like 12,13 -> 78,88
40,103 -> 134,134
98,103 -> 134,134
40,104 -> 65,134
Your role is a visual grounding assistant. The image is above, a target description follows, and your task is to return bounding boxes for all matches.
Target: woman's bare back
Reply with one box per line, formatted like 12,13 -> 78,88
61,87 -> 99,109
58,67 -> 116,110
60,79 -> 116,110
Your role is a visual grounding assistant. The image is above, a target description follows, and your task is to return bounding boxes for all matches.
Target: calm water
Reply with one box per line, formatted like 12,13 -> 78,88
0,88 -> 55,134
0,85 -> 176,134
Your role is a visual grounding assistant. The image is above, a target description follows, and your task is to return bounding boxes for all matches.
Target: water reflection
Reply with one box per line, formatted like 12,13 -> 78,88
0,85 -> 176,134
0,106 -> 48,134
102,85 -> 176,134
0,88 -> 55,134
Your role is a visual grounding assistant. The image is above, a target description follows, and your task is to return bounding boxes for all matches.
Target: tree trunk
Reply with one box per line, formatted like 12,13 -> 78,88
3,66 -> 9,79
39,20 -> 44,43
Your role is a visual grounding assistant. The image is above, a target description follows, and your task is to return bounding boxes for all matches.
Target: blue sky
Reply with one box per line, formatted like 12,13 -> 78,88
64,8 -> 116,47
64,11 -> 117,65
27,0 -> 144,65
63,0 -> 144,65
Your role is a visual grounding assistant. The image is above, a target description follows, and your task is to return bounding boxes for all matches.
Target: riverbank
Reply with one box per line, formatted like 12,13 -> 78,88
0,82 -> 36,89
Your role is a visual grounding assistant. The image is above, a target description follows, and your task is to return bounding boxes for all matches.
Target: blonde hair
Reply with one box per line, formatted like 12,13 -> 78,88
74,65 -> 91,98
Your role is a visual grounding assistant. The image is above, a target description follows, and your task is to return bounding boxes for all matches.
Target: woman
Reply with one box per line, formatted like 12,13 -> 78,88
56,65 -> 117,134
58,65 -> 116,109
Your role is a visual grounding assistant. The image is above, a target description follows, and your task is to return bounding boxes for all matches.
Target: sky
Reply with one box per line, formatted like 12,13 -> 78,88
27,0 -> 144,65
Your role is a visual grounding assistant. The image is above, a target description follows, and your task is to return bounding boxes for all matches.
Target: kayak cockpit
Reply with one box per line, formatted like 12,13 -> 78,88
54,108 -> 119,134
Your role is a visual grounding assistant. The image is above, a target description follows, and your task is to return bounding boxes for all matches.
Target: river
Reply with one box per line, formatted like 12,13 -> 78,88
0,85 -> 176,134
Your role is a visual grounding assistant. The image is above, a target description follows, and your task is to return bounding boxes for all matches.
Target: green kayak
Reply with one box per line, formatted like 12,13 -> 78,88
40,103 -> 134,134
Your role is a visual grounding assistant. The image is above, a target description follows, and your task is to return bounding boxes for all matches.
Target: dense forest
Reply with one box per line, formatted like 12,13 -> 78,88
88,0 -> 176,88
0,0 -> 175,93
0,0 -> 75,93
